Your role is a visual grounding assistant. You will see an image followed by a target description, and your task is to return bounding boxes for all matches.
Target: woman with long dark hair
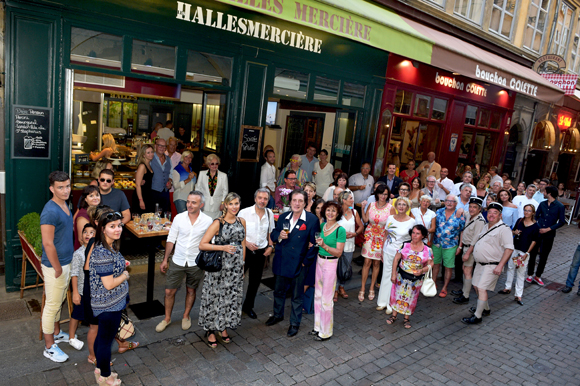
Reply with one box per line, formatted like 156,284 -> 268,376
73,185 -> 100,250
89,209 -> 129,385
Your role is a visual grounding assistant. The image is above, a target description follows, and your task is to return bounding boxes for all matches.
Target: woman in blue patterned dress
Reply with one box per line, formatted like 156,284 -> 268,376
89,210 -> 129,386
198,192 -> 247,348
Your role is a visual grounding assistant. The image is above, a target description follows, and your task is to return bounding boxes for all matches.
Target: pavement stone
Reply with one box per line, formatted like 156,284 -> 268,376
3,225 -> 580,384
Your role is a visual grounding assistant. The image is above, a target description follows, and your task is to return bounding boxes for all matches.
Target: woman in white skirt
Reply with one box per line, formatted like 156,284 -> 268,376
376,198 -> 415,314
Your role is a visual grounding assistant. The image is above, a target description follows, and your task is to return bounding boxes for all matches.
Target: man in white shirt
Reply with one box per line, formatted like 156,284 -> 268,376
451,171 -> 476,197
300,144 -> 319,182
239,188 -> 275,319
156,191 -> 213,333
435,167 -> 454,203
513,184 -> 539,218
348,162 -> 374,205
422,176 -> 441,210
533,179 -> 549,204
489,166 -> 503,188
157,120 -> 175,142
260,149 -> 277,208
166,137 -> 183,212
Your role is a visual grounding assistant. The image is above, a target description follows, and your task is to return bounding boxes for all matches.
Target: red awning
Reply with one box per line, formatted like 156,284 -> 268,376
404,18 -> 565,105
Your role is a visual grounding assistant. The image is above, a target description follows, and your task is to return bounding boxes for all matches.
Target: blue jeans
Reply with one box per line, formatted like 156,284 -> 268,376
565,244 -> 580,288
174,199 -> 187,214
94,310 -> 123,377
273,266 -> 306,327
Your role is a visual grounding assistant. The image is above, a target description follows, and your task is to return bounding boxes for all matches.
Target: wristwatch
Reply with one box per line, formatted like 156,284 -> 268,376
268,244 -> 274,249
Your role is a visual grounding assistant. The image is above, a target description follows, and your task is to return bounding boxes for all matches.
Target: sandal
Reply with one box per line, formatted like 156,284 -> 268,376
205,331 -> 218,348
117,341 -> 140,354
358,291 -> 365,302
333,291 -> 338,302
368,290 -> 375,301
403,318 -> 411,329
338,287 -> 349,299
386,315 -> 397,325
97,374 -> 121,386
217,331 -> 231,344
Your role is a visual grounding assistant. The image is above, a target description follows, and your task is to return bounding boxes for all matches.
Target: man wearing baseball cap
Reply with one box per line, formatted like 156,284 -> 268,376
452,197 -> 487,305
462,202 -> 514,324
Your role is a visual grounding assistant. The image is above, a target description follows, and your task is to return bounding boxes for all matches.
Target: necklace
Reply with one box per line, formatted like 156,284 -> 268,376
323,222 -> 338,233
376,201 -> 388,209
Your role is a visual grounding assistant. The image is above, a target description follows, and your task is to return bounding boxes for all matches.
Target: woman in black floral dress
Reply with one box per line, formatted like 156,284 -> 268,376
198,192 -> 246,348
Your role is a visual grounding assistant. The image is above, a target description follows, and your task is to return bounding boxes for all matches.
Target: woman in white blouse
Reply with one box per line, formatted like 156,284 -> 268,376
172,151 -> 197,214
313,149 -> 334,196
195,153 -> 229,219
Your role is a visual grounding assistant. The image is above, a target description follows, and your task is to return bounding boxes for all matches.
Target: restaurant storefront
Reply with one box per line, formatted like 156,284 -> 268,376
4,0 -> 443,290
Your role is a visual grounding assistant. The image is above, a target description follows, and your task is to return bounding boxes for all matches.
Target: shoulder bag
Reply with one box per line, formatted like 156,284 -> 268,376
420,265 -> 437,297
335,227 -> 353,283
195,220 -> 225,272
116,310 -> 135,340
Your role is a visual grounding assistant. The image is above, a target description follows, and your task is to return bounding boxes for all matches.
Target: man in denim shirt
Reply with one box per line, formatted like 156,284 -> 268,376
151,138 -> 173,212
432,194 -> 465,298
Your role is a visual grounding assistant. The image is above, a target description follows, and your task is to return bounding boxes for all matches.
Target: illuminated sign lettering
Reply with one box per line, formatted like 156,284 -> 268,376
558,114 -> 572,129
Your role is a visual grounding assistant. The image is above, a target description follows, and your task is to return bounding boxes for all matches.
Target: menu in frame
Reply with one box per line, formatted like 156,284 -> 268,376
12,105 -> 52,159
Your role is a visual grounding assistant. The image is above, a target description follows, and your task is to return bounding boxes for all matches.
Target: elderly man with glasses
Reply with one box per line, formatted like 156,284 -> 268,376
275,170 -> 300,209
422,176 -> 441,210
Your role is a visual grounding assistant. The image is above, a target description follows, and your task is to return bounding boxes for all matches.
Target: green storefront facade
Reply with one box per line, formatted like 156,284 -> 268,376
3,0 -> 404,291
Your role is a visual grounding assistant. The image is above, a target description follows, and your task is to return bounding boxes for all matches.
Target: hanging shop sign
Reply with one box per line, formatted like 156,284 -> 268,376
177,1 -> 323,53
12,105 -> 51,159
557,113 -> 573,129
540,74 -> 578,96
532,55 -> 566,73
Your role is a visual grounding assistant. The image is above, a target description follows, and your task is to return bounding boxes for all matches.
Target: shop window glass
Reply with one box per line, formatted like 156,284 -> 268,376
549,2 -> 574,57
561,127 -> 580,151
70,27 -> 122,70
474,133 -> 495,167
459,131 -> 473,160
465,105 -> 478,125
571,17 -> 580,74
490,111 -> 502,129
106,101 -> 122,128
523,0 -> 551,52
373,110 -> 392,178
531,121 -> 556,149
342,82 -> 365,107
392,117 -> 441,166
131,40 -> 176,78
432,98 -> 448,120
478,109 -> 491,127
313,76 -> 339,103
394,90 -> 412,115
454,0 -> 485,24
274,69 -> 309,99
122,103 -> 138,132
425,0 -> 446,7
186,50 -> 232,86
413,95 -> 431,118
490,0 -> 518,39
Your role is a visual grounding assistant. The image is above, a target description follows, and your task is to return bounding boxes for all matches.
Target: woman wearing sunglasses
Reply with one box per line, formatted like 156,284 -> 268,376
195,154 -> 229,219
89,210 -> 129,385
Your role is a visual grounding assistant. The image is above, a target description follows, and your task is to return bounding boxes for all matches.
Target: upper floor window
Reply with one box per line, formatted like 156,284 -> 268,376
570,17 -> 580,73
454,0 -> 485,24
550,2 -> 575,57
490,0 -> 518,39
523,0 -> 551,52
425,0 -> 446,7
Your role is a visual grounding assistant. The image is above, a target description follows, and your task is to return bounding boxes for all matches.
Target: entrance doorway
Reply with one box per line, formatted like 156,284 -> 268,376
283,112 -> 325,163
523,150 -> 548,183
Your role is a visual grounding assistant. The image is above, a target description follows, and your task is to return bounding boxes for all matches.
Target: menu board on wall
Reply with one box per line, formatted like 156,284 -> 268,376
237,125 -> 263,162
12,105 -> 52,159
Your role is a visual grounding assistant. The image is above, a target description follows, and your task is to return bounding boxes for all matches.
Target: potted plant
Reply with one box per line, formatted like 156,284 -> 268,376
17,212 -> 44,298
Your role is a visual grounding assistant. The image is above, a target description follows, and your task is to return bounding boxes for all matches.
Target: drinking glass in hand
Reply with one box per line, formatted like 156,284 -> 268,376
283,221 -> 290,233
314,232 -> 322,246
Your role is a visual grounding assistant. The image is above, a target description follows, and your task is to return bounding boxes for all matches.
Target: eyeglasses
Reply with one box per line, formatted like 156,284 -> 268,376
399,188 -> 409,192
99,178 -> 113,183
445,200 -> 456,203
104,211 -> 122,220
210,163 -> 219,166
286,177 -> 297,180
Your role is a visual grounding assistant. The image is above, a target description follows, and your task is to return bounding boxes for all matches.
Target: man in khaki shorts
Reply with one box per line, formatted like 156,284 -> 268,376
452,197 -> 487,305
156,191 -> 213,332
462,202 -> 513,324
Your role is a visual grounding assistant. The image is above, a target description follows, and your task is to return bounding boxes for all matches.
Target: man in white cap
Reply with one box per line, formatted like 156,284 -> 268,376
452,197 -> 487,305
462,202 -> 513,324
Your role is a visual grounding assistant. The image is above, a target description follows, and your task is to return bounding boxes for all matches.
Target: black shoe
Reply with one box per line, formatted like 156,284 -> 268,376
452,295 -> 469,305
244,309 -> 257,319
577,289 -> 580,296
287,325 -> 299,337
314,335 -> 331,341
265,316 -> 283,326
498,289 -> 511,295
308,329 -> 319,336
469,306 -> 491,316
451,289 -> 463,296
561,286 -> 572,293
461,315 -> 482,324
516,300 -> 524,306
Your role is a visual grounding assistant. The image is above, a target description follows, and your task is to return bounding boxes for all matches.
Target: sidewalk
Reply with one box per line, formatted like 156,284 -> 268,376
2,225 -> 580,385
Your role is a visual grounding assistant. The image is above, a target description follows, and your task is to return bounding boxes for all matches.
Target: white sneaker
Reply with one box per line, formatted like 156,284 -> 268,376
69,337 -> 84,350
43,344 -> 69,362
54,331 -> 70,343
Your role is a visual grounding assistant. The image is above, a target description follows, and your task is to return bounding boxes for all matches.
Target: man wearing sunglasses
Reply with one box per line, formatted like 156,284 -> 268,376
98,169 -> 131,224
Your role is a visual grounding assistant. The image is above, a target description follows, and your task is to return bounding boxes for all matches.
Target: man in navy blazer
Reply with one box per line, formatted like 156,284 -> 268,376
266,189 -> 318,337
378,163 -> 403,198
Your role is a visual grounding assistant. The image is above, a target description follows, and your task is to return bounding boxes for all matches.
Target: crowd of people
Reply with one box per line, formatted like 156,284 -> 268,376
39,143 -> 576,384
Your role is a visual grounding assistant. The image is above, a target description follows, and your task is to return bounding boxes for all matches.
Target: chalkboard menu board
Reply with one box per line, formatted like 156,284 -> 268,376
12,105 -> 52,159
237,125 -> 263,162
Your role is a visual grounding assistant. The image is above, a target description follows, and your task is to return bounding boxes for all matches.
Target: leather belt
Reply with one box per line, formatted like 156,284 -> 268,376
318,254 -> 338,260
478,262 -> 499,266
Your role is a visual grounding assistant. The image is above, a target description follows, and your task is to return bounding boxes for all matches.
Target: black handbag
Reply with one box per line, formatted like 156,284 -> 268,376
195,220 -> 225,272
337,253 -> 353,283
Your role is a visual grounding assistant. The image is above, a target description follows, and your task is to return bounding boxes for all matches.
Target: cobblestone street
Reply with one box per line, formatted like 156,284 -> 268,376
3,225 -> 580,386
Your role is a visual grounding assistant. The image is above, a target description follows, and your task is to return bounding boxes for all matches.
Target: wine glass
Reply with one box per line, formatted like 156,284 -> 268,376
147,219 -> 154,232
165,211 -> 172,222
314,232 -> 321,245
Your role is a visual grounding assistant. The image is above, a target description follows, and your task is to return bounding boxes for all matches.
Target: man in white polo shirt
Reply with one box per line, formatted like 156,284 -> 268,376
348,162 -> 374,211
156,191 -> 213,332
239,188 -> 275,319
435,168 -> 454,205
260,149 -> 277,208
513,184 -> 539,218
